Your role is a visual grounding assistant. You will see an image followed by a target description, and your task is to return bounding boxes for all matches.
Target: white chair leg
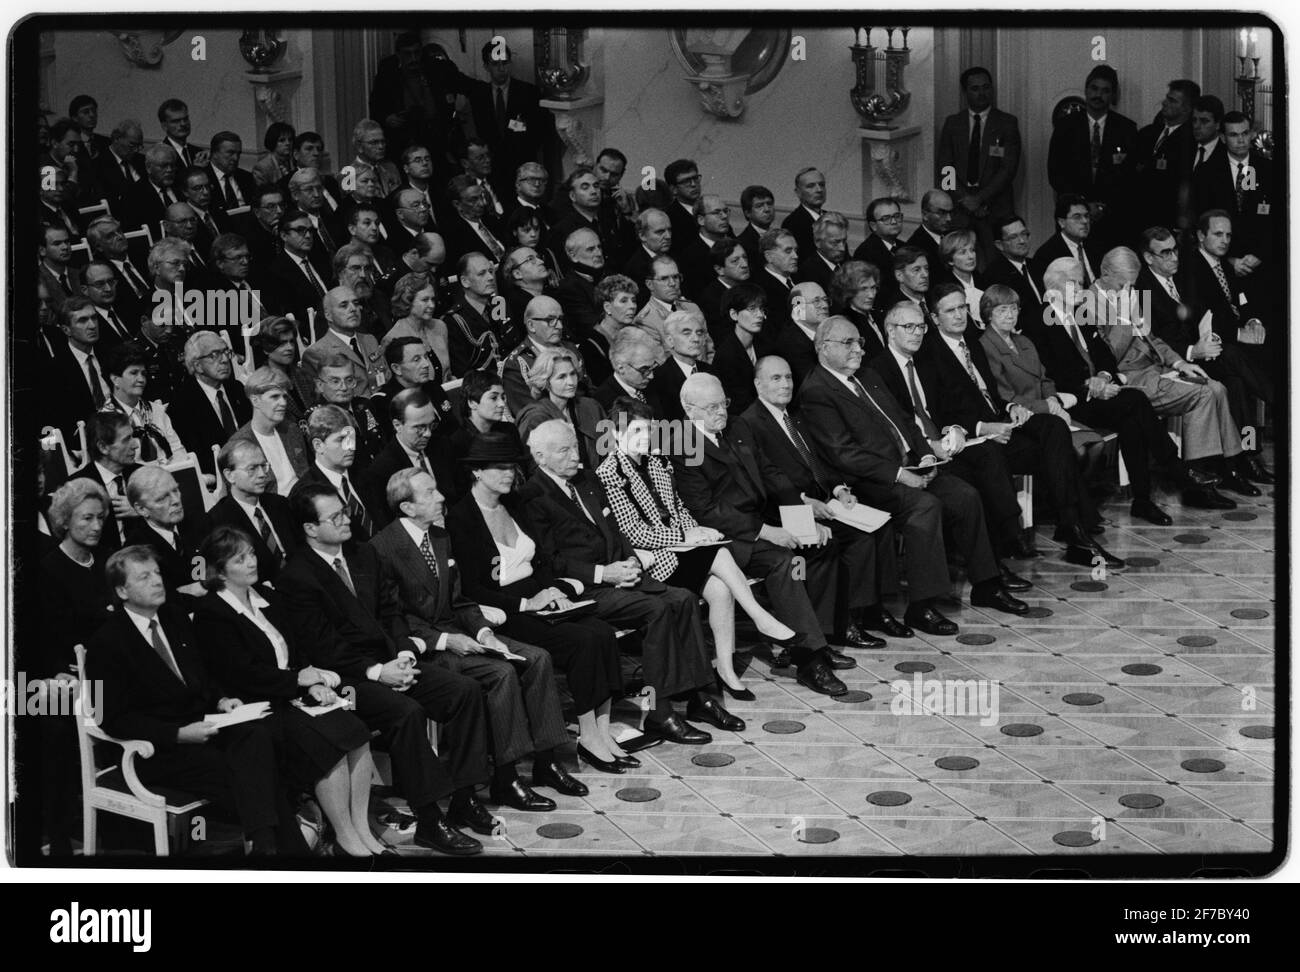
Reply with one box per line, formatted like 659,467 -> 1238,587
1016,475 -> 1034,529
153,816 -> 169,856
83,807 -> 98,856
1118,453 -> 1130,488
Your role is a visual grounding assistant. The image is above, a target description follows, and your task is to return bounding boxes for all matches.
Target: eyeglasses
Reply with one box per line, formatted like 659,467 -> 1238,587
283,224 -> 313,234
624,363 -> 656,377
220,252 -> 252,263
675,174 -> 702,186
873,213 -> 903,223
199,348 -> 234,362
321,375 -> 359,388
1001,230 -> 1031,241
826,337 -> 866,349
688,400 -> 730,415
318,510 -> 350,526
891,322 -> 928,334
1149,246 -> 1178,258
519,175 -> 546,184
528,315 -> 564,326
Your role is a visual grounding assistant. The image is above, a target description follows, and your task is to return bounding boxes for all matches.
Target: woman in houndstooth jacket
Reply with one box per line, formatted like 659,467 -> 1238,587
596,397 -> 798,700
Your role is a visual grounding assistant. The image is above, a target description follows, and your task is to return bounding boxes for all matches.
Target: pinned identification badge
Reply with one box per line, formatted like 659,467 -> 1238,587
1156,159 -> 1167,170
989,145 -> 1005,158
508,118 -> 528,133
1257,202 -> 1270,215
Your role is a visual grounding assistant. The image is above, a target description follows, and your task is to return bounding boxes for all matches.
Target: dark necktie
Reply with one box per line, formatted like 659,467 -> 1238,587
112,474 -> 125,498
314,220 -> 336,254
1019,263 -> 1042,304
1153,127 -> 1170,155
1194,146 -> 1205,171
58,271 -> 72,296
104,309 -> 129,340
781,410 -> 826,486
566,481 -> 596,524
222,174 -> 239,209
204,212 -> 221,239
1210,261 -> 1239,319
967,113 -> 982,187
1091,121 -> 1102,180
904,359 -> 941,441
85,356 -> 105,407
495,88 -> 508,136
253,506 -> 281,564
418,531 -> 440,581
957,339 -> 996,412
121,260 -> 149,296
148,618 -> 185,683
122,159 -> 134,183
1072,244 -> 1093,289
1233,161 -> 1246,212
1067,321 -> 1095,375
348,336 -> 363,365
300,257 -> 326,298
851,377 -> 909,462
415,451 -> 432,476
339,476 -> 372,536
215,387 -> 237,437
332,555 -> 357,597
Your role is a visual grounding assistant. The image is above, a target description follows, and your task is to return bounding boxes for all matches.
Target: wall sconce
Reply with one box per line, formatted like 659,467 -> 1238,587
849,27 -> 911,130
533,27 -> 590,101
669,28 -> 791,120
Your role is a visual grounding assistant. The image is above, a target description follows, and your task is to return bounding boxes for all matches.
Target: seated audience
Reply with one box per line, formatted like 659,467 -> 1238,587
207,438 -> 299,583
514,347 -> 606,475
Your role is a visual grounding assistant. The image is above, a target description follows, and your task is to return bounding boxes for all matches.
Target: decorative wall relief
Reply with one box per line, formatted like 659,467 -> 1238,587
107,29 -> 185,68
669,28 -> 791,120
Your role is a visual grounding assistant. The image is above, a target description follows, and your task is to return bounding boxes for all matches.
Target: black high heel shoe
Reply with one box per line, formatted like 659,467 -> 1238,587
761,630 -> 806,649
715,672 -> 756,702
576,743 -> 624,774
611,753 -> 641,769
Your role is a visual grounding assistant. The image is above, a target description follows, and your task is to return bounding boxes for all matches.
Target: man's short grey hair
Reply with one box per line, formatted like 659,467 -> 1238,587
814,315 -> 854,347
144,143 -> 179,166
1042,256 -> 1081,293
680,372 -> 724,408
288,167 -> 320,191
636,208 -> 668,235
352,118 -> 383,146
610,327 -> 655,366
812,211 -> 849,241
526,418 -> 575,452
564,228 -> 599,259
125,465 -> 178,508
147,238 -> 191,275
183,330 -> 225,372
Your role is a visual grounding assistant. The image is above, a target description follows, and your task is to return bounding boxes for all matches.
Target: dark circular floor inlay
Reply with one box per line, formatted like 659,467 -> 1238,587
1053,830 -> 1099,847
833,690 -> 873,703
1240,725 -> 1274,739
1071,581 -> 1108,592
1223,511 -> 1258,521
1177,635 -> 1218,648
1063,692 -> 1105,706
1181,758 -> 1226,774
866,790 -> 913,807
1000,723 -> 1045,737
1121,663 -> 1163,676
762,720 -> 806,735
956,633 -> 997,645
615,787 -> 661,803
691,752 -> 735,767
935,755 -> 980,771
796,827 -> 840,844
894,661 -> 935,674
1119,793 -> 1165,810
537,823 -> 584,839
1230,608 -> 1269,621
1022,606 -> 1054,619
1173,534 -> 1210,544
1125,556 -> 1160,567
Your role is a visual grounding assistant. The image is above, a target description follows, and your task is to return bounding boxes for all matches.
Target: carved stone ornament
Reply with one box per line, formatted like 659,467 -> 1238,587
107,29 -> 185,68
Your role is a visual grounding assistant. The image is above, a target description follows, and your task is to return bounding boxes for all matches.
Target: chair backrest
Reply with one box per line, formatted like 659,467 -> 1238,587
78,198 -> 112,221
40,424 -> 79,476
72,644 -> 109,797
68,238 -> 91,270
225,204 -> 251,219
124,226 -> 154,270
209,444 -> 228,500
163,451 -> 221,514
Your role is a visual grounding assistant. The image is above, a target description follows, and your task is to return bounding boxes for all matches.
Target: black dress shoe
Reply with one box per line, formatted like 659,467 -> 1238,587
532,758 -> 589,797
902,605 -> 958,636
825,647 -> 858,669
795,659 -> 847,696
858,609 -> 913,639
765,630 -> 807,649
1054,523 -> 1098,547
970,587 -> 1029,615
1175,462 -> 1221,488
1219,473 -> 1262,498
1004,535 -> 1041,559
686,697 -> 746,732
999,564 -> 1032,592
489,778 -> 557,812
576,743 -> 624,774
446,794 -> 496,835
1238,456 -> 1275,484
414,819 -> 482,856
1063,544 -> 1124,570
1091,542 -> 1125,570
644,713 -> 712,745
1131,498 -> 1173,526
832,622 -> 885,649
1182,487 -> 1236,510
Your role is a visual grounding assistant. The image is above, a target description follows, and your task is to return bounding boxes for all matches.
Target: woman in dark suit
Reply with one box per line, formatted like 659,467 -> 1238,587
513,346 -> 607,475
595,398 -> 798,700
449,369 -> 523,495
447,434 -> 629,773
978,284 -> 1075,418
940,229 -> 988,329
193,526 -> 389,857
711,282 -> 767,416
251,316 -> 310,426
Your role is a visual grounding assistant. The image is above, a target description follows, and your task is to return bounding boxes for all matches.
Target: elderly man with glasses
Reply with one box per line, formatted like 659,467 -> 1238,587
500,294 -> 589,415
170,329 -> 252,473
302,285 -> 386,398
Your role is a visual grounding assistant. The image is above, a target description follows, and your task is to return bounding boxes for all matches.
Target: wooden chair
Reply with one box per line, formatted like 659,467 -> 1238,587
124,225 -> 154,271
40,422 -> 84,476
77,198 -> 112,223
68,238 -> 92,270
1015,475 -> 1034,529
72,644 -> 207,855
163,451 -> 222,513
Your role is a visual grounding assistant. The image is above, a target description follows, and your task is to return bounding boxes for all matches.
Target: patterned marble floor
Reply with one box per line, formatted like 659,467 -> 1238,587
375,475 -> 1277,863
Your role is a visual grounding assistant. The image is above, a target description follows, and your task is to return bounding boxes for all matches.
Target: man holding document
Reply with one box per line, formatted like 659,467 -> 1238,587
736,355 -> 907,648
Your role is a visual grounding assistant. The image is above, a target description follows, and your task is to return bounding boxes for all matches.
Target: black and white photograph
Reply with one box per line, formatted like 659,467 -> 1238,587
4,7 -> 1287,883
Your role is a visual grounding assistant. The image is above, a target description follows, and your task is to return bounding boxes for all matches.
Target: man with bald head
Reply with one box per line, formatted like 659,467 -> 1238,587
622,208 -> 672,306
776,280 -> 828,386
551,227 -> 606,337
781,167 -> 828,260
125,142 -> 182,238
672,372 -> 850,697
500,294 -> 588,414
1091,247 -> 1255,499
169,330 -> 252,474
302,285 -> 386,398
908,189 -> 955,279
796,314 -> 1027,635
522,419 -> 742,741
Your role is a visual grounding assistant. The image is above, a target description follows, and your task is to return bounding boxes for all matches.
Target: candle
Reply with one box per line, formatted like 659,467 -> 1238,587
1239,28 -> 1248,58
1249,28 -> 1258,58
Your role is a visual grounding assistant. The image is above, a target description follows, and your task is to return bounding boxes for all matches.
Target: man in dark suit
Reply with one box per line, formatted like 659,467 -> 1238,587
795,315 -> 1027,635
92,119 -> 146,213
777,281 -> 828,387
551,228 -> 607,339
754,228 -> 800,336
169,331 -> 252,475
781,167 -> 828,261
38,224 -> 83,317
1046,65 -> 1139,250
1030,194 -> 1103,293
672,373 -> 850,696
737,185 -> 776,270
648,310 -> 713,423
465,41 -> 551,202
358,388 -> 458,529
522,420 -> 743,737
295,403 -> 377,542
1130,79 -> 1199,239
206,132 -> 258,215
276,483 -> 485,854
80,261 -> 139,349
370,31 -> 439,159
122,143 -> 182,238
906,190 -> 953,280
796,211 -> 848,293
936,67 -> 1021,260
663,159 -> 703,259
595,328 -> 667,415
44,297 -> 112,442
920,282 -> 1123,567
288,168 -> 347,269
852,197 -> 906,309
266,208 -> 330,331
121,466 -> 206,609
440,175 -> 506,269
85,545 -> 309,856
207,438 -> 298,584
71,412 -> 142,553
677,194 -> 734,301
984,214 -> 1047,340
623,208 -> 673,305
736,355 -> 906,646
370,467 -> 585,806
446,252 -> 508,377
